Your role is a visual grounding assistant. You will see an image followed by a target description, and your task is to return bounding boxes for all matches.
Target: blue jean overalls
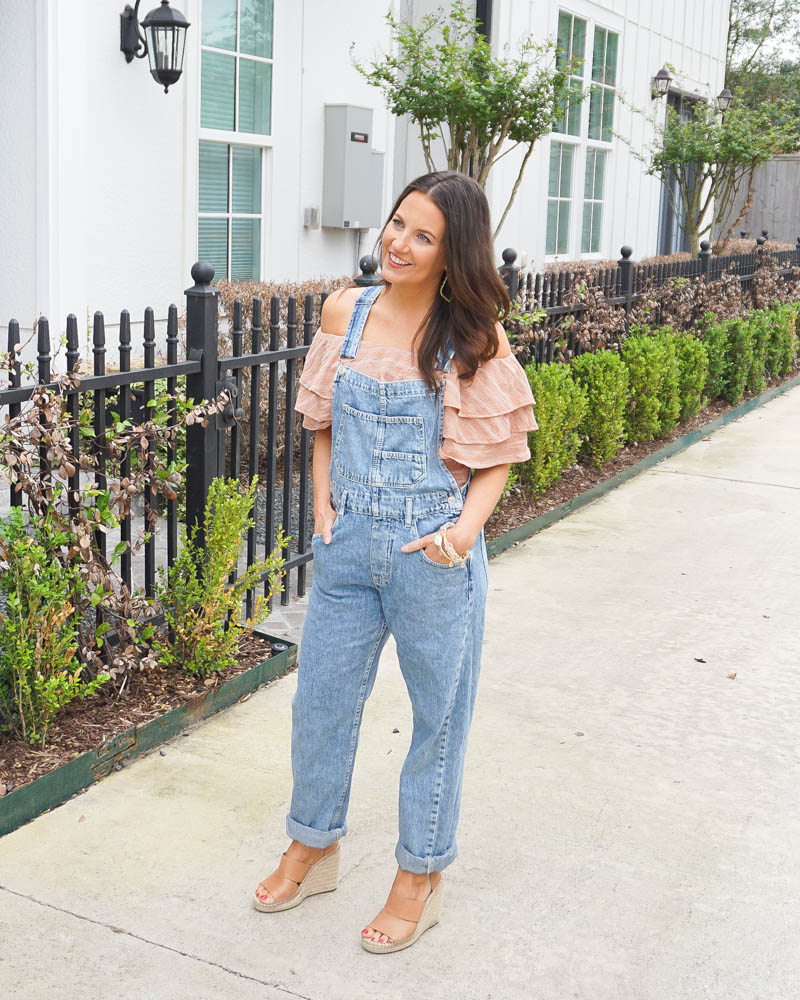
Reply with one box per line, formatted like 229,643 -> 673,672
287,285 -> 490,874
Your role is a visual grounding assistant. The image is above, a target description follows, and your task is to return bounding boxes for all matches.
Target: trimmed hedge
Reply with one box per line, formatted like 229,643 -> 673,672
675,332 -> 709,422
522,362 -> 588,494
571,350 -> 628,466
507,304 -> 799,499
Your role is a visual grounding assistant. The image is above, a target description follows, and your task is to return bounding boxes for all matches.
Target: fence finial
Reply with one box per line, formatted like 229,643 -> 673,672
354,255 -> 381,286
190,260 -> 215,287
499,248 -> 520,300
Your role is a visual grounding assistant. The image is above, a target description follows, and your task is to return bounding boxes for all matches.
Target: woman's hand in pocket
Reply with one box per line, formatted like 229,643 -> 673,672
313,503 -> 338,544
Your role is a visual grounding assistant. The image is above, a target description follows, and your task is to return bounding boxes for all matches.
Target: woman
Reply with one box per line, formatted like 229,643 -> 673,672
253,171 -> 537,954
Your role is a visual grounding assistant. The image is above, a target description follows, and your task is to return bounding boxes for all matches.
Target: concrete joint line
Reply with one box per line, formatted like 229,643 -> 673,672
652,469 -> 800,491
0,884 -> 315,1000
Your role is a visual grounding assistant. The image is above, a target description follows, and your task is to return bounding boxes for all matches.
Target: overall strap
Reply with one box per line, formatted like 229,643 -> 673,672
339,285 -> 383,359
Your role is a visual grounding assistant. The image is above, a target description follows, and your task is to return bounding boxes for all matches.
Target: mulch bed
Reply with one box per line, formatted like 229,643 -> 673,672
2,363 -> 798,797
0,632 -> 284,796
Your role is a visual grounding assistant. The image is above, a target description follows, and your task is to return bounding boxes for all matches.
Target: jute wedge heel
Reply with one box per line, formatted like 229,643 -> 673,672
361,874 -> 444,955
253,844 -> 341,913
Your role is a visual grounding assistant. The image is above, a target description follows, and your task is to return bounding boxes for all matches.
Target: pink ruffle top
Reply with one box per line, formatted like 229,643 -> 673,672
295,331 -> 538,486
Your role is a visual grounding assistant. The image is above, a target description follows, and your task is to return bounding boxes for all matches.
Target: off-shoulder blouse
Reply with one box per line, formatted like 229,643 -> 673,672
295,331 -> 538,487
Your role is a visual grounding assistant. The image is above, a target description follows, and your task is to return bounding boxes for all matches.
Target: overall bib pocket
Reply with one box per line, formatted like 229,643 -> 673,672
333,403 -> 426,487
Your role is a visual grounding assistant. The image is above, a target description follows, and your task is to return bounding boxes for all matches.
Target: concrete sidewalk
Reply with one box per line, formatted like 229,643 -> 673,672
2,386 -> 799,1000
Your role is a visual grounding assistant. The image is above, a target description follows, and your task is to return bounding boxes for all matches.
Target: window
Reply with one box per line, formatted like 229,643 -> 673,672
200,0 -> 273,134
546,142 -> 574,255
581,148 -> 606,253
588,28 -> 617,142
554,11 -> 586,136
198,0 -> 273,280
547,12 -> 618,259
199,142 -> 262,280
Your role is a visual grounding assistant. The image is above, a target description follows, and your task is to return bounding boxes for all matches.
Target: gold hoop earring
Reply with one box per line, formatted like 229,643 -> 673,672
439,273 -> 452,303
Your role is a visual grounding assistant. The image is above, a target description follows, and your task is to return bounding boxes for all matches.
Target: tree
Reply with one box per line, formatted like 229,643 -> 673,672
726,1 -> 800,143
726,0 -> 800,77
644,97 -> 796,256
352,1 -> 574,238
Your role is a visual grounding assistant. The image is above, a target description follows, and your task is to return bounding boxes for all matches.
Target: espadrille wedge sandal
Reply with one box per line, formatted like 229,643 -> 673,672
253,844 -> 341,913
361,874 -> 444,954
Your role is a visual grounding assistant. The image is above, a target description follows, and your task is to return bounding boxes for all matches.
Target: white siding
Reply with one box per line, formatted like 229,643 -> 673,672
0,0 -> 730,356
489,0 -> 730,268
0,0 -> 39,363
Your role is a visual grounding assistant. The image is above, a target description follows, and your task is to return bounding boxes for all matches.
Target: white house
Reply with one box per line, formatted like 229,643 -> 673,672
0,0 -> 729,360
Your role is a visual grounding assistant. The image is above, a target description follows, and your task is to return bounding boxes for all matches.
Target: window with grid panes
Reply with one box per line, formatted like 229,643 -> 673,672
554,11 -> 586,137
581,148 -> 606,253
588,27 -> 617,142
546,142 -> 574,255
198,0 -> 273,280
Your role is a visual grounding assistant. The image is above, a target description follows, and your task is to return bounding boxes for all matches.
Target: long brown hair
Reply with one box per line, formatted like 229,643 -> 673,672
377,171 -> 510,391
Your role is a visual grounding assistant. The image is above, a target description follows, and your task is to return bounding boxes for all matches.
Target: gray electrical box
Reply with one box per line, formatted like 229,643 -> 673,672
322,104 -> 384,229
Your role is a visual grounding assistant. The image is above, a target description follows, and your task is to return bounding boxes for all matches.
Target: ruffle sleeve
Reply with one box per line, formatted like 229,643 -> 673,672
294,331 -> 342,430
441,354 -> 538,468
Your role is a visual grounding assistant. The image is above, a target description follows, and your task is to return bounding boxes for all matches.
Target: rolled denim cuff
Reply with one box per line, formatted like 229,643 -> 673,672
285,813 -> 346,848
394,839 -> 457,874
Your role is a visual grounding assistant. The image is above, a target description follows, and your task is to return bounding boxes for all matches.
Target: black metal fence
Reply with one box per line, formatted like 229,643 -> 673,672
498,237 -> 800,364
3,239 -> 799,620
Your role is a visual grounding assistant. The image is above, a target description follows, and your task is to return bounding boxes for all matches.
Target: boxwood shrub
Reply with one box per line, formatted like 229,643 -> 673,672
620,331 -> 678,443
523,361 -> 588,494
674,333 -> 709,422
571,350 -> 628,466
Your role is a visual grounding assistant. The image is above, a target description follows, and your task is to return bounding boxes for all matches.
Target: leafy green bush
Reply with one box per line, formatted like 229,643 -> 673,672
745,311 -> 769,396
764,305 -> 796,378
571,350 -> 628,466
701,319 -> 729,401
655,331 -> 681,436
521,362 -> 588,494
674,333 -> 709,422
155,477 -> 286,676
721,318 -> 753,404
620,333 -> 666,442
0,510 -> 109,746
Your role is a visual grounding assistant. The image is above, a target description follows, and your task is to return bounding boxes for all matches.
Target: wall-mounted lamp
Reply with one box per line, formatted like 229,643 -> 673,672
716,87 -> 734,111
651,66 -> 673,99
120,0 -> 190,93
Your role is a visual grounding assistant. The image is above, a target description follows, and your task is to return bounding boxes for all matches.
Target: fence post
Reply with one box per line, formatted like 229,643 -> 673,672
354,255 -> 382,286
617,245 -> 635,331
185,260 -> 221,553
499,248 -> 520,300
499,248 -> 520,301
699,240 -> 712,281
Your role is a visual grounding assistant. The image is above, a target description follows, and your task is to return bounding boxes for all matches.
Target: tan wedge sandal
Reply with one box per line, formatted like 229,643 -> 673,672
253,843 -> 341,913
361,874 -> 444,954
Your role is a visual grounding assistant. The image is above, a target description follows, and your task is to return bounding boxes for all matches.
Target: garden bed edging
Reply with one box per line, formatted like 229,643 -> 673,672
0,632 -> 297,838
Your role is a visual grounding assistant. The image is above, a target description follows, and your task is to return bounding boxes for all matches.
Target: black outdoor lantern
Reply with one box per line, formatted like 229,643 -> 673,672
716,87 -> 734,112
120,0 -> 191,93
652,66 -> 673,99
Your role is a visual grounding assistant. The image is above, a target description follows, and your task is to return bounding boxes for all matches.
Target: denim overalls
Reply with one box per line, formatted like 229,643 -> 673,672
287,285 -> 490,875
